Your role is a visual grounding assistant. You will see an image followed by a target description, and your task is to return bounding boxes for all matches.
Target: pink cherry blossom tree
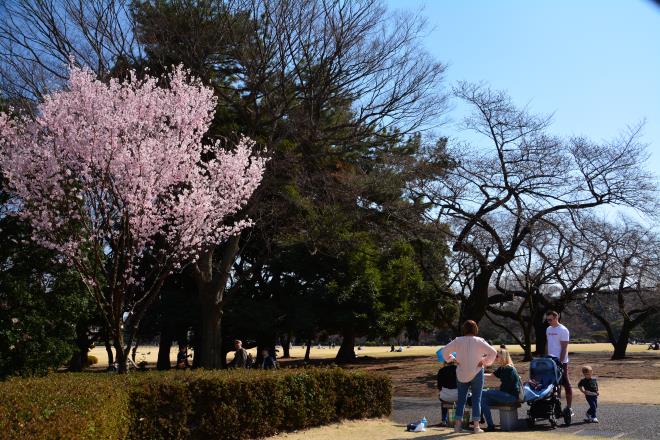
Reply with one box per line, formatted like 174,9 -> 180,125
0,65 -> 266,373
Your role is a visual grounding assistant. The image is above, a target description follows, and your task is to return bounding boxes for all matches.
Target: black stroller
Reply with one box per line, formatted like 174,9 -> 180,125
524,356 -> 572,428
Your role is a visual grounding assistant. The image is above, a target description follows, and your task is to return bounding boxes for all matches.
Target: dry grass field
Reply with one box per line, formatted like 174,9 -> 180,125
88,342 -> 655,368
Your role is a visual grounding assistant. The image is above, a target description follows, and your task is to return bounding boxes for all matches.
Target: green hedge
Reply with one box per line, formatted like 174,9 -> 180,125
0,368 -> 391,440
0,374 -> 131,440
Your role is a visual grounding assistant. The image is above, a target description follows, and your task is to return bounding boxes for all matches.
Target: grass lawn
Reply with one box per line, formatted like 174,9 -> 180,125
88,342 -> 656,368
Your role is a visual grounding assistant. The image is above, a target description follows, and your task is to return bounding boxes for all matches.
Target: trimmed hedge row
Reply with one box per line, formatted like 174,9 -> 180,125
0,368 -> 391,440
0,374 -> 131,440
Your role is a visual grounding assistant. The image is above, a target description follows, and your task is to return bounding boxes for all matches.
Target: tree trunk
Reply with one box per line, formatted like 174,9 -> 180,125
335,327 -> 357,364
105,339 -> 114,367
522,325 -> 533,362
68,321 -> 90,372
157,328 -> 173,370
131,341 -> 139,363
198,296 -> 224,369
192,236 -> 242,370
114,340 -> 128,374
282,332 -> 291,359
304,338 -> 312,362
532,296 -> 548,356
461,268 -> 494,323
68,350 -> 85,372
100,325 -> 114,367
612,321 -> 632,360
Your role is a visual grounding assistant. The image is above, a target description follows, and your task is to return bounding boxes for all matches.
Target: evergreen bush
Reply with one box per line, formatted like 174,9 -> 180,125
0,368 -> 391,440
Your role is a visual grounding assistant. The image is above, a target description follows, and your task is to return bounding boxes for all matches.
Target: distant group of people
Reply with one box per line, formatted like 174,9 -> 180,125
229,339 -> 278,370
174,339 -> 278,370
437,310 -> 600,433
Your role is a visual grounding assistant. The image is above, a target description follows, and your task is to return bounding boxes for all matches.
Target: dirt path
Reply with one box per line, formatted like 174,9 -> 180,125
339,351 -> 660,399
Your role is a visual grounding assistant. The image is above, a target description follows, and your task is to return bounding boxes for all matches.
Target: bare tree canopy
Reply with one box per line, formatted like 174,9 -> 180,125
0,0 -> 141,104
480,213 -> 660,359
578,216 -> 660,358
412,82 -> 658,323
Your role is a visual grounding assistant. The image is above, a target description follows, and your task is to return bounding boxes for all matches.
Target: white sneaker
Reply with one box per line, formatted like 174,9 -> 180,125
591,417 -> 599,423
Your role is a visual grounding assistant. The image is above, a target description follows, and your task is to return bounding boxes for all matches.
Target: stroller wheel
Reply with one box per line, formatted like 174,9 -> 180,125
563,408 -> 572,426
549,417 -> 557,429
527,418 -> 535,428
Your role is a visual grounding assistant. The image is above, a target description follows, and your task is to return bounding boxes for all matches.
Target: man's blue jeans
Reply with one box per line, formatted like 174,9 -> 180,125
481,389 -> 517,427
455,368 -> 484,422
586,395 -> 598,418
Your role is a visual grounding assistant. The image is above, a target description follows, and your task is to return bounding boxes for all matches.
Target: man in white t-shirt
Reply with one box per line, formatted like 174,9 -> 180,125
545,310 -> 573,415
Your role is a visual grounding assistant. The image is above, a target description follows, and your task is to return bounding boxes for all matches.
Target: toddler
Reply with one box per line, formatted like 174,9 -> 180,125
577,365 -> 599,423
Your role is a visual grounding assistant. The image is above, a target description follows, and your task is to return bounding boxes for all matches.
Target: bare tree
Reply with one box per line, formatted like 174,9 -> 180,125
485,215 -> 607,358
486,229 -> 555,361
0,0 -> 141,105
579,218 -> 660,359
488,214 -> 660,360
411,82 -> 657,324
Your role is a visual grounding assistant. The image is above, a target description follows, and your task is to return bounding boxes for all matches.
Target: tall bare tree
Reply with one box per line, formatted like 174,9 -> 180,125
411,82 -> 657,324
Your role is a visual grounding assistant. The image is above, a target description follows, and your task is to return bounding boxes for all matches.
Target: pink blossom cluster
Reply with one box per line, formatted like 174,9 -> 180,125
0,65 -> 265,286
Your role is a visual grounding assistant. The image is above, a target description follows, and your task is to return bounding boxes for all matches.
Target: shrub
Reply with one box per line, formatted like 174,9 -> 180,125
129,368 -> 391,440
0,374 -> 131,440
0,368 -> 391,440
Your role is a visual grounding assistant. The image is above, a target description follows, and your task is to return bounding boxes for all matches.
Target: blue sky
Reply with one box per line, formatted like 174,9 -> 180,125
386,0 -> 660,175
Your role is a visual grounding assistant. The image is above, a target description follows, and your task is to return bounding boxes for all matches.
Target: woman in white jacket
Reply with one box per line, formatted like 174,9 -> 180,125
442,320 -> 497,433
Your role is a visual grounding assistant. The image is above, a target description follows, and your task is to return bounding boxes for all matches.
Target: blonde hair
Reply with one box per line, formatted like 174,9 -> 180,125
582,365 -> 593,374
497,348 -> 513,367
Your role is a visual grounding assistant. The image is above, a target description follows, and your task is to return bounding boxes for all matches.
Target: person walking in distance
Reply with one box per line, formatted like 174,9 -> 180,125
545,310 -> 574,417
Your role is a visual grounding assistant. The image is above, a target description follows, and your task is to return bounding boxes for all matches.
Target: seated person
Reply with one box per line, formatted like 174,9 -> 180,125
437,358 -> 458,426
176,344 -> 190,369
260,349 -> 278,369
481,349 -> 521,431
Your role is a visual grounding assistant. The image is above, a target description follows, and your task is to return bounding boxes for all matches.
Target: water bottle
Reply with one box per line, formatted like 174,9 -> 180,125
413,416 -> 427,432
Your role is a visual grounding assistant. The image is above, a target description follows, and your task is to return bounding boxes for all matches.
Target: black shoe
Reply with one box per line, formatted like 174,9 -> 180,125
485,426 -> 496,432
